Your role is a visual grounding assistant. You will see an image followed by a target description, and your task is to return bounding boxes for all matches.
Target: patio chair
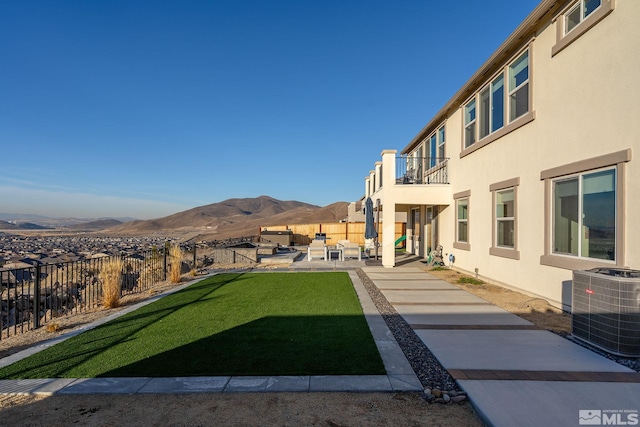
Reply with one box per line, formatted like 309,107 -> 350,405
307,239 -> 327,261
337,240 -> 361,261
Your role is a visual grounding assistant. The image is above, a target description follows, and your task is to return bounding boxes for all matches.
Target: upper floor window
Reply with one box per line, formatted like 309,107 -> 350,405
509,50 -> 529,122
464,48 -> 530,150
464,99 -> 476,148
552,0 -> 613,57
409,125 -> 447,172
437,126 -> 445,159
565,0 -> 601,34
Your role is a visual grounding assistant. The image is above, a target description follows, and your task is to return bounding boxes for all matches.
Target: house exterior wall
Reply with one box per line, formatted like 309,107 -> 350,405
364,0 -> 639,310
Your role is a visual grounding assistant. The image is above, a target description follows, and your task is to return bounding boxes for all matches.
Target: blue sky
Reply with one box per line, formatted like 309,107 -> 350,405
1,0 -> 540,219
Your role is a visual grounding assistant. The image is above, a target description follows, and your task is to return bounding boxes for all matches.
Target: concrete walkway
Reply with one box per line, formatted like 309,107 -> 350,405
362,265 -> 640,427
0,270 -> 422,395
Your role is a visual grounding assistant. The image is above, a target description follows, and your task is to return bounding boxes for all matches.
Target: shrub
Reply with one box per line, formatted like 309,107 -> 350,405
457,276 -> 484,285
100,258 -> 124,308
170,245 -> 183,284
46,323 -> 60,333
430,266 -> 449,271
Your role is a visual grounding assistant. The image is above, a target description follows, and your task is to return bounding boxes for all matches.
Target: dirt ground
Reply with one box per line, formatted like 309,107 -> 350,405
0,266 -> 569,426
424,267 -> 571,335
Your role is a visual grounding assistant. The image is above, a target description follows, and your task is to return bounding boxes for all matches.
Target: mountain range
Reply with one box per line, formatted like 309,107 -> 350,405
1,196 -> 349,240
108,195 -> 349,240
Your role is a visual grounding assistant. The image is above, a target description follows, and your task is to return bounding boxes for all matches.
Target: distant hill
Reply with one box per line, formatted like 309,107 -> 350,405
0,220 -> 18,230
0,220 -> 51,230
0,213 -> 136,228
67,219 -> 123,231
0,213 -> 50,222
108,196 -> 349,240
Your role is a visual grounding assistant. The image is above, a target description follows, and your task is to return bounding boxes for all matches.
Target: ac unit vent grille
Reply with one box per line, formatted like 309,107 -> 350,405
572,269 -> 640,357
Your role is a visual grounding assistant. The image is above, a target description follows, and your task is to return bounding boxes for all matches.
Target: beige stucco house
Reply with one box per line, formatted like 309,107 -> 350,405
362,0 -> 638,311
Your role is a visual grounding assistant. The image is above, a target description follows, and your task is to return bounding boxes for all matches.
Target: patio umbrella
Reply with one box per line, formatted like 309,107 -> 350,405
364,197 -> 378,239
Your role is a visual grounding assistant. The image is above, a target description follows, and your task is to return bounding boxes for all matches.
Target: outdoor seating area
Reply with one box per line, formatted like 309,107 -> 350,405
306,239 -> 363,262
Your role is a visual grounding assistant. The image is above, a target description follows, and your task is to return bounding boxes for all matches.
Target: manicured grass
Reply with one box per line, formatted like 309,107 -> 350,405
0,272 -> 385,378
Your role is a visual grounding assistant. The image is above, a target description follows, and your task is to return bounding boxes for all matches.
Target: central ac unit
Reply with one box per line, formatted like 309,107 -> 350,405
572,268 -> 640,357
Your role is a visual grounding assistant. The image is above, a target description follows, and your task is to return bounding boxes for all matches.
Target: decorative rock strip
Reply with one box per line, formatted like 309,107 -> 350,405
355,268 -> 461,400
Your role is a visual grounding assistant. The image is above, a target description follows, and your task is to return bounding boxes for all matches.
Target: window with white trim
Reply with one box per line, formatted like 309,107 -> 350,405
437,126 -> 445,159
495,188 -> 515,248
463,48 -> 530,149
490,178 -> 520,260
454,190 -> 471,251
564,0 -> 601,35
553,0 -> 613,56
508,50 -> 529,122
464,100 -> 476,148
457,197 -> 469,244
553,167 -> 616,261
409,126 -> 446,176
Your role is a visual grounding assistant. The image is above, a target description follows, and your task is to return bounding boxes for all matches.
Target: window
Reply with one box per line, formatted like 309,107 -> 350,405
490,178 -> 520,260
464,100 -> 476,148
437,126 -> 445,159
453,190 -> 471,251
553,0 -> 613,56
491,75 -> 505,132
496,189 -> 515,248
463,48 -> 531,152
565,0 -> 601,34
479,74 -> 505,140
429,134 -> 437,168
457,198 -> 469,243
553,168 -> 616,261
540,149 -> 629,270
508,50 -> 529,122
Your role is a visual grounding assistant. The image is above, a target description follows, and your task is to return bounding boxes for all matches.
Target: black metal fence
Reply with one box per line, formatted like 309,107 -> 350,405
0,239 -> 272,340
396,156 -> 449,185
0,248 -> 168,340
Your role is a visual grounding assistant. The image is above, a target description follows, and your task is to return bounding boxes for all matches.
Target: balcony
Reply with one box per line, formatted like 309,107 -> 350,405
396,156 -> 449,185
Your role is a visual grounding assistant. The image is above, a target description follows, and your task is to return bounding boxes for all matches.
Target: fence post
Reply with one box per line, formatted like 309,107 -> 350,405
233,250 -> 236,264
163,243 -> 168,281
33,266 -> 41,329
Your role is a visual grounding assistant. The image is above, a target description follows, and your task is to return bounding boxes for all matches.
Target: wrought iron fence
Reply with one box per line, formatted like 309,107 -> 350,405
0,248 -> 167,340
396,156 -> 449,185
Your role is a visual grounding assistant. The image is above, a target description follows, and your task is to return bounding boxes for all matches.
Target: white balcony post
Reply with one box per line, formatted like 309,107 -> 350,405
380,150 -> 397,267
374,161 -> 382,191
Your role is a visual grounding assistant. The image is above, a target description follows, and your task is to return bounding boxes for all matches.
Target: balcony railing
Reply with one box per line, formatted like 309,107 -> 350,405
396,156 -> 449,185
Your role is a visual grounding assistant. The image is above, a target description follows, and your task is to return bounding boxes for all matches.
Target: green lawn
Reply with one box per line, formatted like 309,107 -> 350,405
0,272 -> 385,378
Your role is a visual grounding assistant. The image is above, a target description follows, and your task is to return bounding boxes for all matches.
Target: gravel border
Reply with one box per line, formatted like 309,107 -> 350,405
355,268 -> 458,391
357,267 -> 640,380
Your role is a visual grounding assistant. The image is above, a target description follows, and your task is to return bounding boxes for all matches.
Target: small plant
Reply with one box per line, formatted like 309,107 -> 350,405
100,258 -> 124,308
46,323 -> 60,333
190,269 -> 196,278
430,266 -> 449,271
170,245 -> 183,284
457,276 -> 484,285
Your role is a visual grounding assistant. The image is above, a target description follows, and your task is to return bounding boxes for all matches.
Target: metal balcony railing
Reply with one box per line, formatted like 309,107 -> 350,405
396,156 -> 449,185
